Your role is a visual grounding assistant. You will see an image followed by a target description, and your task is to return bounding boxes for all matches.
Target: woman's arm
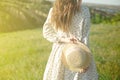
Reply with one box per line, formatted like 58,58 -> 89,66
43,8 -> 72,43
43,8 -> 59,43
81,7 -> 91,47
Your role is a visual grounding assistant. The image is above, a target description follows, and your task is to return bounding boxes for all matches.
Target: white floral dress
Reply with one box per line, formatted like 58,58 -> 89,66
43,5 -> 99,80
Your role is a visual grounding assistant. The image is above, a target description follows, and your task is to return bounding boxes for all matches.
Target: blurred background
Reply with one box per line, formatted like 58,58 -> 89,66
0,0 -> 120,80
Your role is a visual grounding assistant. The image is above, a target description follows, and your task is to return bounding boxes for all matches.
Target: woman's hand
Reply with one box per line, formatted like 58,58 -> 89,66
70,37 -> 79,43
79,67 -> 89,73
69,34 -> 79,43
59,37 -> 79,43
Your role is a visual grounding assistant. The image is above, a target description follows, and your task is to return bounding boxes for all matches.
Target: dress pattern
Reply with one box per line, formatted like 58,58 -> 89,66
43,5 -> 99,80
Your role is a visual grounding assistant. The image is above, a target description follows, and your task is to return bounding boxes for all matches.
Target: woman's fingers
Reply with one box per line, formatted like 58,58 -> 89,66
70,38 -> 78,43
79,67 -> 89,73
79,69 -> 84,73
60,36 -> 79,43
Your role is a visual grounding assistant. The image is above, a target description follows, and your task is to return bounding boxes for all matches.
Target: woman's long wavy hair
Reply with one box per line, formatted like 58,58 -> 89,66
51,0 -> 81,32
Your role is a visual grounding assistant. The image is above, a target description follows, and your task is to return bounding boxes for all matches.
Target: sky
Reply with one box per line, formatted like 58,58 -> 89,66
48,0 -> 120,6
83,0 -> 120,6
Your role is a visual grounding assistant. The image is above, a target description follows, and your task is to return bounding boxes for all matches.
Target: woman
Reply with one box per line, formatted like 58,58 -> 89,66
43,0 -> 98,80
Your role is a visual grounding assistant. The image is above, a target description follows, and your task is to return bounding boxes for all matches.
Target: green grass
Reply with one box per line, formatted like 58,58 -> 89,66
0,23 -> 120,80
0,28 -> 51,80
90,23 -> 120,80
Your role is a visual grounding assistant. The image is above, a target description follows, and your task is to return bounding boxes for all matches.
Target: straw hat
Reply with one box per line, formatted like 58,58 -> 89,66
62,42 -> 92,72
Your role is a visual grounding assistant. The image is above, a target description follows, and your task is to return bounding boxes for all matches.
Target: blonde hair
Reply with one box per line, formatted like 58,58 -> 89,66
51,0 -> 81,32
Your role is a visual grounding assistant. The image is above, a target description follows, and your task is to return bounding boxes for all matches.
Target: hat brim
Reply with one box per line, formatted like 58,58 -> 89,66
61,42 -> 92,72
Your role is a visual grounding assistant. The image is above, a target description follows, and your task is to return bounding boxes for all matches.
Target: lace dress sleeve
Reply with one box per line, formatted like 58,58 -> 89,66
81,7 -> 91,47
43,8 -> 59,43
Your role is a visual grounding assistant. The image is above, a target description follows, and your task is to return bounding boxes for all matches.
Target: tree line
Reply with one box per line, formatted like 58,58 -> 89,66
90,8 -> 120,24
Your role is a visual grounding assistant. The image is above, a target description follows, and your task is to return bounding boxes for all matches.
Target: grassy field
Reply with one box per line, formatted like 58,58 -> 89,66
0,23 -> 120,80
